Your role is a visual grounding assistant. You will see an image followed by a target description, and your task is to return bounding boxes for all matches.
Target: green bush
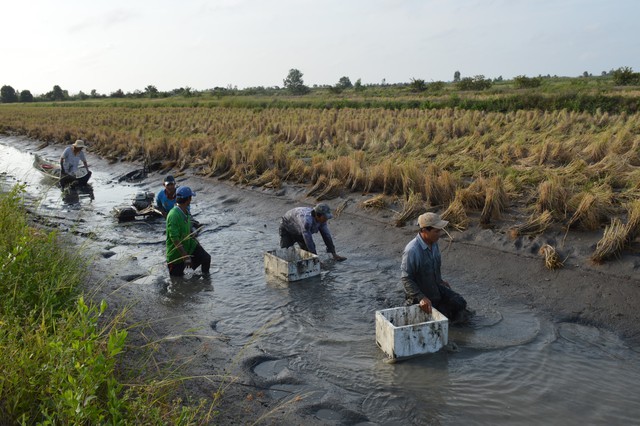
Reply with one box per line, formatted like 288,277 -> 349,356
0,185 -> 208,424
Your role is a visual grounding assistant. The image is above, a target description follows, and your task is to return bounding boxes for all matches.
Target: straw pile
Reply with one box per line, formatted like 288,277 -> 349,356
591,218 -> 627,263
441,191 -> 469,231
538,244 -> 564,270
394,192 -> 425,227
509,210 -> 553,239
360,194 -> 388,210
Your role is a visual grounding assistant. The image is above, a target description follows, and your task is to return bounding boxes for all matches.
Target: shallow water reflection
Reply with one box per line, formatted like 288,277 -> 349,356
2,136 -> 640,425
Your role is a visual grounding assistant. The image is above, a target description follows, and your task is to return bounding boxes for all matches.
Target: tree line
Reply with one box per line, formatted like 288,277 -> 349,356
2,66 -> 639,104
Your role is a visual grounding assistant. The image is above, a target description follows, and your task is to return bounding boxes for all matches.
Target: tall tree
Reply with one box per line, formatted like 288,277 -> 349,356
47,85 -> 66,101
283,69 -> 310,95
453,71 -> 461,82
1,85 -> 18,103
19,90 -> 34,102
144,85 -> 159,98
337,76 -> 352,89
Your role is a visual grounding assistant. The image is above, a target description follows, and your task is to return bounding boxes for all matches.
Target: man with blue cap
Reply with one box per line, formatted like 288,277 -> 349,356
166,186 -> 211,277
279,203 -> 346,261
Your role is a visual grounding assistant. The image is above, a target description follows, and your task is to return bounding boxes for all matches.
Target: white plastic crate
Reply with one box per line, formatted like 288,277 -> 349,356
376,304 -> 448,360
264,247 -> 321,282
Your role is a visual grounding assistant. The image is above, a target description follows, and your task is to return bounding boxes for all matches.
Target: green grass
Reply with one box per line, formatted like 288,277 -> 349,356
0,185 -> 209,424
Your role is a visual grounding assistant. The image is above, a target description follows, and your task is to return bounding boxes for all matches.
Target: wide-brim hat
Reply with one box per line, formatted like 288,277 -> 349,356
417,212 -> 448,229
72,139 -> 86,148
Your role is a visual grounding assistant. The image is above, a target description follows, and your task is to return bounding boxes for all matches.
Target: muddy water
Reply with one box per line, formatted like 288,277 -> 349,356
2,135 -> 640,425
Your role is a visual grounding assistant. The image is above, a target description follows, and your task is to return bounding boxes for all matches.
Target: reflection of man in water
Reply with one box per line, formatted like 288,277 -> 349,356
279,203 -> 346,261
59,139 -> 91,184
401,212 -> 469,323
166,186 -> 211,277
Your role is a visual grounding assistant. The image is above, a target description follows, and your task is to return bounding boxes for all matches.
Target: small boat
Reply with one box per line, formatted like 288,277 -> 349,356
33,154 -> 92,187
112,191 -> 164,222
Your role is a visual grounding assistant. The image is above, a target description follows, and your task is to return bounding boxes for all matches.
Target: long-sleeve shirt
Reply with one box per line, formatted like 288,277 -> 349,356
166,206 -> 196,264
281,207 -> 336,255
400,234 -> 443,304
60,146 -> 87,174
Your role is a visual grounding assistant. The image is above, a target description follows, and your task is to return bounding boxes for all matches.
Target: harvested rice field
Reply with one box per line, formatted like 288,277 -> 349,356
1,101 -> 639,263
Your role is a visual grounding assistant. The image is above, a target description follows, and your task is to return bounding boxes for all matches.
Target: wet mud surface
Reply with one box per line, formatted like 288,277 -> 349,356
2,135 -> 640,425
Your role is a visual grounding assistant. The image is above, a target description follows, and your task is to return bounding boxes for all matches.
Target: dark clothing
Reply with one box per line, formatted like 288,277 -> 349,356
279,207 -> 336,255
401,233 -> 467,319
168,243 -> 211,277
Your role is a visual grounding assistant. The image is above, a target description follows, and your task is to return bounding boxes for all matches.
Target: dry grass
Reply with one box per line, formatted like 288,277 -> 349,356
441,191 -> 469,231
315,178 -> 343,201
480,176 -> 508,225
394,192 -> 426,227
535,176 -> 569,219
623,200 -> 640,243
248,169 -> 281,188
360,194 -> 388,210
509,210 -> 553,239
538,244 -> 564,270
591,218 -> 627,264
566,185 -> 614,231
2,103 -> 640,248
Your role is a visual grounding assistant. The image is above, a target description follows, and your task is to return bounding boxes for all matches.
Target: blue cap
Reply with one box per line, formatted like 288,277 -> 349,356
176,186 -> 195,198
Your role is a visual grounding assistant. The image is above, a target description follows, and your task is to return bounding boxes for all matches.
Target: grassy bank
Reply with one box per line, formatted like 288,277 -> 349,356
0,185 -> 210,424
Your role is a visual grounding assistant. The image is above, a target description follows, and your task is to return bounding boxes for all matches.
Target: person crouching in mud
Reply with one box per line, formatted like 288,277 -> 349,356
59,139 -> 91,186
166,186 -> 211,277
401,212 -> 470,323
279,203 -> 347,261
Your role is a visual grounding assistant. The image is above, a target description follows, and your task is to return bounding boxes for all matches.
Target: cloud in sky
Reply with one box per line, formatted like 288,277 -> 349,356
1,0 -> 638,95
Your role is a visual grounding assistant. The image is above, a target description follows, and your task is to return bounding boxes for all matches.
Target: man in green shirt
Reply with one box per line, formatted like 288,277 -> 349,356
166,186 -> 210,277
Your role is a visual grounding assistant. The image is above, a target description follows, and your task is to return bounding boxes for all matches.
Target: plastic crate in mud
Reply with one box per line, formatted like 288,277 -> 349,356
376,305 -> 448,360
264,247 -> 321,281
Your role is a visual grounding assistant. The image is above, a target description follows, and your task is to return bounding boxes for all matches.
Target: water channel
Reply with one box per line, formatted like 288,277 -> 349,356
1,135 -> 639,425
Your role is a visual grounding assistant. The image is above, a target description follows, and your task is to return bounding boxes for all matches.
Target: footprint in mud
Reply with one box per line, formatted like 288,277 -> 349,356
449,306 -> 540,350
299,403 -> 370,425
248,356 -> 300,386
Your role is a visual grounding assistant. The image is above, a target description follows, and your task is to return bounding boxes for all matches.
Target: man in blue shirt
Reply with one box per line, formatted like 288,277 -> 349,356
279,203 -> 346,261
401,212 -> 468,323
155,175 -> 177,218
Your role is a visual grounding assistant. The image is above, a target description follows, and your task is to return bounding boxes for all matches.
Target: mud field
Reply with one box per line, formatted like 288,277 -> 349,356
2,135 -> 640,425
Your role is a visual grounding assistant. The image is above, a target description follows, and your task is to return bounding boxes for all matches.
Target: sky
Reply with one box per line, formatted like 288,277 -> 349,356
2,0 -> 639,95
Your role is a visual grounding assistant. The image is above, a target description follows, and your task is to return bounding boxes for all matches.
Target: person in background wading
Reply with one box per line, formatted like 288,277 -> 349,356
401,212 -> 471,324
279,203 -> 347,261
59,139 -> 91,186
166,186 -> 211,277
155,175 -> 177,218
156,174 -> 200,229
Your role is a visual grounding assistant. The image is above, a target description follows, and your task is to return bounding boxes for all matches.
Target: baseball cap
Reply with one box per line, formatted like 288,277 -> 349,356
176,186 -> 195,198
417,212 -> 448,229
314,203 -> 333,219
164,175 -> 176,184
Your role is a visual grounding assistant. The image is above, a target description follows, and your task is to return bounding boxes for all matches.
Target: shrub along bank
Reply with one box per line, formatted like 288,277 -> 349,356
0,185 -> 209,424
